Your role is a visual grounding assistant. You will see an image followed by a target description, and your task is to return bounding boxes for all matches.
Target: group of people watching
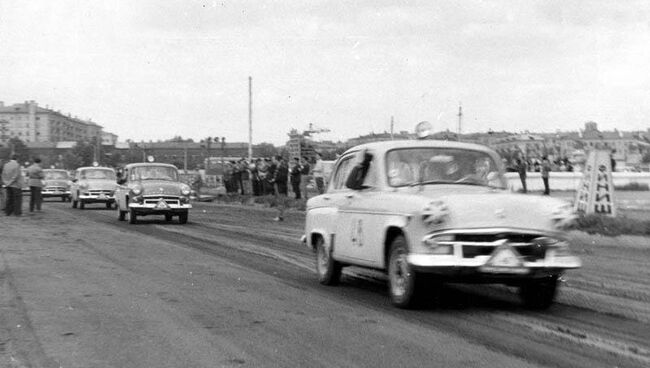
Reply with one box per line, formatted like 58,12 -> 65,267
1,154 -> 45,216
219,152 -> 327,200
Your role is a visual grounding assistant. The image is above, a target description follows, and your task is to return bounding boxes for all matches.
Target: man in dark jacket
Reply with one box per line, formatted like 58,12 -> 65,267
274,156 -> 288,195
290,157 -> 302,199
516,158 -> 527,193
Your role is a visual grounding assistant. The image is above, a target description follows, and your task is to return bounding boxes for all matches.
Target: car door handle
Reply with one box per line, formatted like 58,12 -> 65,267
345,193 -> 355,198
322,196 -> 330,200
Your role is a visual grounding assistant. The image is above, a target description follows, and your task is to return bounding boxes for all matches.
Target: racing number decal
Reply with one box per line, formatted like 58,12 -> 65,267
350,218 -> 363,247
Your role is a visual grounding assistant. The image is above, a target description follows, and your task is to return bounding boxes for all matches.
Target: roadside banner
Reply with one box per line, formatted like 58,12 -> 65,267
574,150 -> 616,217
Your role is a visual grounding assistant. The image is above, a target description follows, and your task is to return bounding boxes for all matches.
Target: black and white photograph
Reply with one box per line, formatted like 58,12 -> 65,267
1,1 -> 649,367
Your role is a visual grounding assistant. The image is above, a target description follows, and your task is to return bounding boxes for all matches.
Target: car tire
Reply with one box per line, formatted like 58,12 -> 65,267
178,211 -> 188,224
388,235 -> 427,309
315,236 -> 342,285
106,202 -> 113,209
519,275 -> 558,310
165,214 -> 173,222
72,199 -> 78,209
128,208 -> 137,224
79,201 -> 85,210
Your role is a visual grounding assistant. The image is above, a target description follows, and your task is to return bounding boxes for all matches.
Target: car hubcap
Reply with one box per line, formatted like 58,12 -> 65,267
390,251 -> 409,297
317,245 -> 328,274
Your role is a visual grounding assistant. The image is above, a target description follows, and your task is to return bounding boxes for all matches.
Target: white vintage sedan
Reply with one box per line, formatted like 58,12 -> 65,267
70,166 -> 117,209
115,163 -> 192,224
304,140 -> 581,309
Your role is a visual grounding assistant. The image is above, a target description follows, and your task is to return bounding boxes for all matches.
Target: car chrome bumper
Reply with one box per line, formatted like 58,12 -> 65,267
79,194 -> 115,201
128,203 -> 192,210
407,254 -> 582,271
42,190 -> 70,196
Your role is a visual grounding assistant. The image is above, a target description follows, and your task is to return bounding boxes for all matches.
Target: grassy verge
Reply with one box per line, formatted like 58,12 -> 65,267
567,214 -> 650,237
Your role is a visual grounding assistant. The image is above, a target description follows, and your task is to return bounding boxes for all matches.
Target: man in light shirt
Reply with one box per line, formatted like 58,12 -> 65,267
2,154 -> 24,216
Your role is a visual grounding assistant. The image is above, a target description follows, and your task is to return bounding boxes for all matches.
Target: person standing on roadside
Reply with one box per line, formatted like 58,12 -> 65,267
541,156 -> 551,195
27,157 -> 45,212
273,156 -> 289,222
267,157 -> 277,195
290,157 -> 302,199
2,154 -> 24,216
274,156 -> 288,196
300,156 -> 311,200
312,152 -> 326,194
516,158 -> 527,193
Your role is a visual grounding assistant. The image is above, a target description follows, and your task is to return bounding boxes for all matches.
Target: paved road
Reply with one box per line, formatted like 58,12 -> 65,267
0,200 -> 649,368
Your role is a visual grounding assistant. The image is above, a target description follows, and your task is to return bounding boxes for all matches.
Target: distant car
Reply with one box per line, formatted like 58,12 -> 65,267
70,166 -> 117,209
42,169 -> 71,201
304,139 -> 581,309
115,163 -> 192,224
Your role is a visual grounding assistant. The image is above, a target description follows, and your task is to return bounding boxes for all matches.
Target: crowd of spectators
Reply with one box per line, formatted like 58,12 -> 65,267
218,153 -> 325,200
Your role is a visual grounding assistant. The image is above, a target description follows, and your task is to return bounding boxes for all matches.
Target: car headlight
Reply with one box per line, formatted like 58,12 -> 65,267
422,200 -> 450,225
535,237 -> 572,257
180,184 -> 191,196
422,234 -> 454,254
551,202 -> 576,228
131,185 -> 143,196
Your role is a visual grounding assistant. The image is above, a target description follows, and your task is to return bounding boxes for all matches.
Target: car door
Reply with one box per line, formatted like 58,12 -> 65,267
337,154 -> 384,267
324,154 -> 358,264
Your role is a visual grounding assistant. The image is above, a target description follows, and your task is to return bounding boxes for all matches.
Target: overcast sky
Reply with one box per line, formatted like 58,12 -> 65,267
1,0 -> 649,145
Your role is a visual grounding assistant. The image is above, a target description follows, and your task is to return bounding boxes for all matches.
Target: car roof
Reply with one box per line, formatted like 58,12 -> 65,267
341,139 -> 498,157
123,163 -> 178,170
43,169 -> 68,172
76,166 -> 115,171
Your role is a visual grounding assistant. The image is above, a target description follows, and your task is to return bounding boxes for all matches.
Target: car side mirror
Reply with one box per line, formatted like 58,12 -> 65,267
71,178 -> 78,183
117,178 -> 126,185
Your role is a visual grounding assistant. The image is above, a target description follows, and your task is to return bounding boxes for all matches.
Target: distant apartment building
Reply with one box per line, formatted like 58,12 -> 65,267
0,100 -> 112,145
101,131 -> 119,146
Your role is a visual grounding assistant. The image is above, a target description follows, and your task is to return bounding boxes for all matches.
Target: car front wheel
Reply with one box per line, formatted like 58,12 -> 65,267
178,211 -> 188,224
315,236 -> 342,285
388,235 -> 427,309
519,275 -> 559,309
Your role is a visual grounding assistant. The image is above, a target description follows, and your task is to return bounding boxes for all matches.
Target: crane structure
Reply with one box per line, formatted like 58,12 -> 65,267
303,123 -> 331,138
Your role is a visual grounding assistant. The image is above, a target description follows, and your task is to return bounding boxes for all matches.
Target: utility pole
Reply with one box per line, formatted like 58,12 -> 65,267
390,116 -> 394,140
248,76 -> 253,161
457,103 -> 463,142
183,142 -> 188,172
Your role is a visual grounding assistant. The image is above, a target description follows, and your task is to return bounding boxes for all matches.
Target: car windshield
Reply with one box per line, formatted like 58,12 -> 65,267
131,166 -> 178,181
80,169 -> 116,180
385,147 -> 504,188
44,171 -> 69,180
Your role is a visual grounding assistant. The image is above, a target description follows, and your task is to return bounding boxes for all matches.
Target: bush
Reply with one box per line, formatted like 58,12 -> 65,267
615,182 -> 649,191
567,214 -> 650,236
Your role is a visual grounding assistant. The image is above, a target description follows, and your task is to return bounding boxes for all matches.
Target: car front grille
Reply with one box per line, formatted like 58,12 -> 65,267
143,195 -> 181,206
88,190 -> 114,196
454,232 -> 547,262
44,186 -> 66,192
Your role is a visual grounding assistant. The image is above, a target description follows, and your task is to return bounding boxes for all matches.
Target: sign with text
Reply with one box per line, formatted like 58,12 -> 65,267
574,150 -> 616,217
